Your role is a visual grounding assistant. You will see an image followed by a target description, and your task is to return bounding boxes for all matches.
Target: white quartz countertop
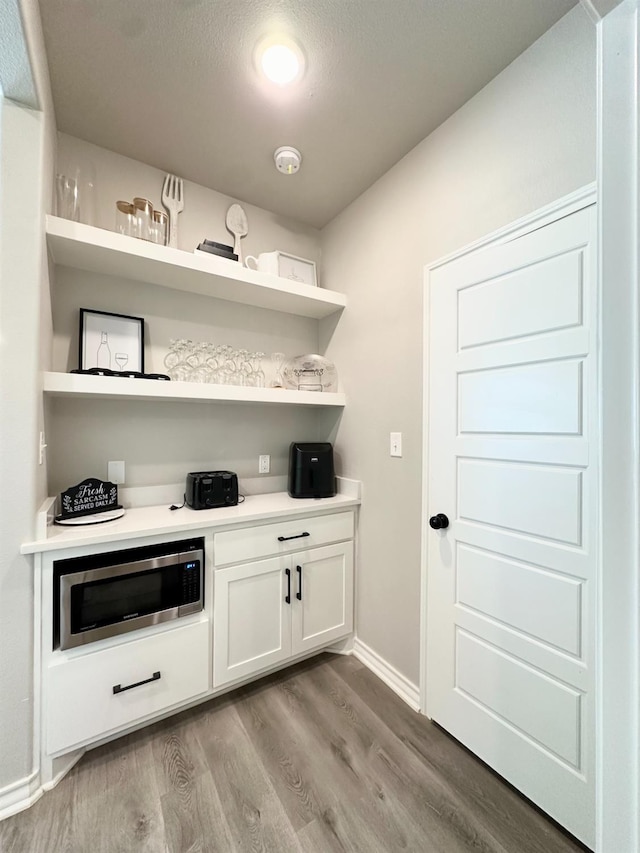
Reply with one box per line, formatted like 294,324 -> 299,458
21,492 -> 360,555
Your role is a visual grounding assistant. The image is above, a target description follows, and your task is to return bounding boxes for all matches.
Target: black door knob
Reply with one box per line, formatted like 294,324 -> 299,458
429,513 -> 449,530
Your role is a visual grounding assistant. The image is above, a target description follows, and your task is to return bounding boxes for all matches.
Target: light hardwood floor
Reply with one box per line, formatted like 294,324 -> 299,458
0,653 -> 588,852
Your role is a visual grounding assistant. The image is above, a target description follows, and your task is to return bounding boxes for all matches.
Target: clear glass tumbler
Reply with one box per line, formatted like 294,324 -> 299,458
133,197 -> 154,241
115,201 -> 135,236
152,210 -> 168,245
55,174 -> 80,221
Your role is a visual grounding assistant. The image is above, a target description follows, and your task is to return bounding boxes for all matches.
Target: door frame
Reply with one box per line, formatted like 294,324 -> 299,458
590,4 -> 640,851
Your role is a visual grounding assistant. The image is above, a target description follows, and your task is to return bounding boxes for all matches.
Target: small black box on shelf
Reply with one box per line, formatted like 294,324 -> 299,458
195,240 -> 238,261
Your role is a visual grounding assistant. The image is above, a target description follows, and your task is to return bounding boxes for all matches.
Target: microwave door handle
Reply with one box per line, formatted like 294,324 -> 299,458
113,671 -> 161,694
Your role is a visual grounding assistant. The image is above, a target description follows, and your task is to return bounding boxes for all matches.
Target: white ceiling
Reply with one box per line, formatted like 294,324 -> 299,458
38,0 -> 578,228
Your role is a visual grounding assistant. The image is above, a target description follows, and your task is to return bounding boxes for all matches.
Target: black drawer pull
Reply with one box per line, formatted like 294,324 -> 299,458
285,567 -> 291,604
296,565 -> 303,601
278,531 -> 310,542
113,671 -> 161,695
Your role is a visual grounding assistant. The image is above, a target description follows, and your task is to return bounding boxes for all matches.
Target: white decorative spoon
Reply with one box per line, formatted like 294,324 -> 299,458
225,204 -> 248,263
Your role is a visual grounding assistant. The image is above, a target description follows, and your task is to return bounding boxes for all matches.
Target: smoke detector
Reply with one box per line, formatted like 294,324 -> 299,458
274,146 -> 302,175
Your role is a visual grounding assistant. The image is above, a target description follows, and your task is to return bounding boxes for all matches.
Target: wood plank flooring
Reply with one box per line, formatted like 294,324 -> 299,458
0,654 -> 588,853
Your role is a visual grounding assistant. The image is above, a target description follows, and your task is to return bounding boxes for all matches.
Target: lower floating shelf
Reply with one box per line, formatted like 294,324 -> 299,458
42,372 -> 346,407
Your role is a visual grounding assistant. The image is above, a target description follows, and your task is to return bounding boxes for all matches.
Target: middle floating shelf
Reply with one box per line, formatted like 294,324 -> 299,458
42,372 -> 346,407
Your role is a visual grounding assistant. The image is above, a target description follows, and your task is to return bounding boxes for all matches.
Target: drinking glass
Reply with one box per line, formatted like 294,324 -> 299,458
56,174 -> 80,221
253,352 -> 266,388
153,210 -> 168,246
270,352 -> 286,388
115,201 -> 135,236
133,197 -> 154,241
164,339 -> 191,381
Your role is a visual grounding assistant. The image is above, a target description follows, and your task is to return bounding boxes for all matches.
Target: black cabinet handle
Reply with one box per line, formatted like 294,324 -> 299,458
113,671 -> 161,695
285,567 -> 291,604
429,513 -> 449,530
296,565 -> 303,601
278,531 -> 310,542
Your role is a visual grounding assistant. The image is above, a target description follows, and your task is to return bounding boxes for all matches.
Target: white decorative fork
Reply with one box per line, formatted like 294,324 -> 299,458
161,173 -> 184,248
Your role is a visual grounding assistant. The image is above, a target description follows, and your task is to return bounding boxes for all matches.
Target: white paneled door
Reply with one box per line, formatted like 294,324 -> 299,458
425,201 -> 597,848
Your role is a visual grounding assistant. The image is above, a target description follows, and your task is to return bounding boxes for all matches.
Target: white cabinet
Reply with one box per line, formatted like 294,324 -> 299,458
46,619 -> 210,755
213,541 -> 353,687
213,556 -> 292,684
291,541 -> 353,654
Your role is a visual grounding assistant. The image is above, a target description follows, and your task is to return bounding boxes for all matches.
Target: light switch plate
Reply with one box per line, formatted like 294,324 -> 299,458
108,460 -> 125,484
390,432 -> 402,457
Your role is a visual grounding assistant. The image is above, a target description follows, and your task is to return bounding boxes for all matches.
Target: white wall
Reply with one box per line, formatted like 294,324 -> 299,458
0,0 -> 55,793
57,134 -> 322,264
320,5 -> 597,685
48,139 -> 330,500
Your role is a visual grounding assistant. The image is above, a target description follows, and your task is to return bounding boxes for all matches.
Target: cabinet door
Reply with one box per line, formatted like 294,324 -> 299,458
291,542 -> 354,655
213,557 -> 292,687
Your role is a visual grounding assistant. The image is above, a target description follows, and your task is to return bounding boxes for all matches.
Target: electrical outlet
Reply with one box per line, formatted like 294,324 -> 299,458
108,460 -> 125,484
259,454 -> 270,474
390,432 -> 402,457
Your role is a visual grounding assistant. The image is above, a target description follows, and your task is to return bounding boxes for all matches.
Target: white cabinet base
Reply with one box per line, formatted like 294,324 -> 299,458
26,499 -> 358,822
213,557 -> 292,686
47,619 -> 210,755
213,541 -> 354,688
292,542 -> 354,655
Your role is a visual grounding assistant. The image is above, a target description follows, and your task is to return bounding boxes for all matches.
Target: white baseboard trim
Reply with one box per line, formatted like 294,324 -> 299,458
352,637 -> 421,712
0,749 -> 84,823
0,769 -> 42,822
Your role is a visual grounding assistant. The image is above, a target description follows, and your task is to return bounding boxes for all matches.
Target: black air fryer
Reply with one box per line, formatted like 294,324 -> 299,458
288,442 -> 336,499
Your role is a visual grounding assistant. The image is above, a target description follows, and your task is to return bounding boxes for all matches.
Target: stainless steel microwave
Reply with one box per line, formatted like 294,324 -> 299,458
53,537 -> 205,650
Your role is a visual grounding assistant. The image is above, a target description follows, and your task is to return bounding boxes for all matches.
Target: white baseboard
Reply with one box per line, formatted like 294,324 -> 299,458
352,637 -> 421,712
0,769 -> 42,822
0,750 -> 84,823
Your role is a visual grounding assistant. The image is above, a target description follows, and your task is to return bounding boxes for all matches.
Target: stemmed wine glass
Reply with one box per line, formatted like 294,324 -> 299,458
114,353 -> 129,371
270,352 -> 286,388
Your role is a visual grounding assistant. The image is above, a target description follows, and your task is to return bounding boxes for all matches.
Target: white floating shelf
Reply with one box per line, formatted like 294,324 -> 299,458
43,372 -> 346,407
46,216 -> 346,320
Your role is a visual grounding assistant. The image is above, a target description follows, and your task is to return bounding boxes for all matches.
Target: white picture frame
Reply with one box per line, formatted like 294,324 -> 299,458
276,252 -> 318,287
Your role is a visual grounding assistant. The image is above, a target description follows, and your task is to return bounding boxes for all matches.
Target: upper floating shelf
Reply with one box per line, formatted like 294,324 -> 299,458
45,216 -> 346,320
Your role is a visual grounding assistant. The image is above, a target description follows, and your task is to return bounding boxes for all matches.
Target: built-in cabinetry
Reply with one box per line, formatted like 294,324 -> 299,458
26,494 -> 358,787
25,215 -> 356,808
213,511 -> 354,685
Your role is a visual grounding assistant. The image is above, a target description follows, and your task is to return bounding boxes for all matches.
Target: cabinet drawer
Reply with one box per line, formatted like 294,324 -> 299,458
213,511 -> 354,566
46,620 -> 210,755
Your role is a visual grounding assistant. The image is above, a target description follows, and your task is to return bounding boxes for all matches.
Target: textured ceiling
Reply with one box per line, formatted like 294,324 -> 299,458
39,0 -> 578,228
0,0 -> 39,107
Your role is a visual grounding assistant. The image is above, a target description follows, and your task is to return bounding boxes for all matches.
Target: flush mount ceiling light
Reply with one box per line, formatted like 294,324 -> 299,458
274,146 -> 302,175
256,36 -> 305,86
